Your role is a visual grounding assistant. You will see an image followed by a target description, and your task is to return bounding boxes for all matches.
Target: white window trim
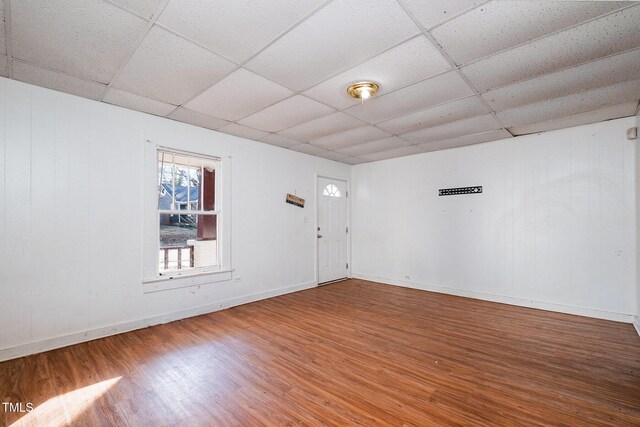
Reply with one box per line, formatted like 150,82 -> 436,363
156,147 -> 222,278
142,138 -> 232,293
143,269 -> 234,293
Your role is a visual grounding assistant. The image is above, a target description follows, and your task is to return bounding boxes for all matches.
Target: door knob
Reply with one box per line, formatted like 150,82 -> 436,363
317,234 -> 323,238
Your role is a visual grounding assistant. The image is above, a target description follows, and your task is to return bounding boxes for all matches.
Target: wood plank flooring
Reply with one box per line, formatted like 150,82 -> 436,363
2,279 -> 640,426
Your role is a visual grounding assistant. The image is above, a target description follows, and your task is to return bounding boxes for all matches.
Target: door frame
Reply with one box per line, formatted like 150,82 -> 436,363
315,174 -> 351,285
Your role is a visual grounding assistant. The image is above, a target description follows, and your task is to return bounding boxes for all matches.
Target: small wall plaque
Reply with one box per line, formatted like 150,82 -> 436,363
286,193 -> 305,208
439,186 -> 482,196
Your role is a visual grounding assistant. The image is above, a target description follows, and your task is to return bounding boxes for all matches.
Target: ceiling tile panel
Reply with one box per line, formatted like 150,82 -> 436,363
377,96 -> 489,134
238,95 -> 334,132
113,26 -> 236,105
289,143 -> 333,157
345,71 -> 475,124
217,122 -> 269,141
402,0 -> 483,30
432,1 -> 630,65
184,68 -> 293,121
321,151 -> 363,164
508,102 -> 638,136
303,36 -> 450,110
482,49 -> 640,111
11,0 -> 148,83
336,136 -> 412,157
496,79 -> 640,127
168,107 -> 230,130
280,112 -> 366,142
157,0 -> 325,63
109,0 -> 165,20
259,134 -> 301,149
13,60 -> 107,100
461,6 -> 640,91
342,157 -> 367,165
311,126 -> 391,150
401,114 -> 502,144
103,88 -> 177,116
245,0 -> 420,91
418,129 -> 512,153
359,145 -> 423,162
9,0 -> 639,162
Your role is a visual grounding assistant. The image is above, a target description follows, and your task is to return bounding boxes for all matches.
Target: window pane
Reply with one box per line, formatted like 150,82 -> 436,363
189,164 -> 201,210
158,151 -> 217,212
158,152 -> 174,209
323,184 -> 341,197
173,164 -> 191,210
159,213 -> 218,273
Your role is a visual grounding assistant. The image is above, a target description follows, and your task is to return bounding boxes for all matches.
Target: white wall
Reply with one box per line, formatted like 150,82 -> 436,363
0,77 -> 349,360
636,106 -> 640,334
0,75 -> 636,362
352,118 -> 637,321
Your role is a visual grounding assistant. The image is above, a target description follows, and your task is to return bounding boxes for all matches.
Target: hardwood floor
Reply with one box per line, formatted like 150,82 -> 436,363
1,279 -> 639,426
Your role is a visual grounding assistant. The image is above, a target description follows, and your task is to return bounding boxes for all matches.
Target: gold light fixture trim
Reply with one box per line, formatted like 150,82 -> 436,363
347,81 -> 379,101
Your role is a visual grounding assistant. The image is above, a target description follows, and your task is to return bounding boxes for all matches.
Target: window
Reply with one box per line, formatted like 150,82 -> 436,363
143,140 -> 231,292
323,184 -> 341,197
157,149 -> 220,276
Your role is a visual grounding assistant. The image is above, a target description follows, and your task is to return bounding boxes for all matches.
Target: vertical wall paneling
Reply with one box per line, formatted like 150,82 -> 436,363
0,77 -> 349,359
635,106 -> 640,333
0,81 -> 6,344
352,118 -> 637,320
29,88 -> 57,339
3,82 -> 32,340
0,86 -> 5,289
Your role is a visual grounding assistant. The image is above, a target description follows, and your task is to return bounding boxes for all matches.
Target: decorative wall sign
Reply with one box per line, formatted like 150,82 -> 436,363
286,193 -> 305,208
439,186 -> 483,196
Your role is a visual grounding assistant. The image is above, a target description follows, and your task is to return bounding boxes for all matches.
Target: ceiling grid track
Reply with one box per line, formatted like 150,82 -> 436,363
155,31 -> 439,151
102,0 -> 153,21
203,25 -> 477,148
421,0 -> 492,33
98,0 -> 173,101
395,0 -> 514,137
447,1 -> 640,72
177,31 -> 430,141
172,0 -> 640,144
230,0 -> 639,143
222,32 -> 426,126
163,0 -> 337,119
475,45 -> 640,95
10,57 -> 109,86
6,0 -> 640,164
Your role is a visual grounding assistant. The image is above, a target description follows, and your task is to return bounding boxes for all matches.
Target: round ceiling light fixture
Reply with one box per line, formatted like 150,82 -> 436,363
347,81 -> 379,102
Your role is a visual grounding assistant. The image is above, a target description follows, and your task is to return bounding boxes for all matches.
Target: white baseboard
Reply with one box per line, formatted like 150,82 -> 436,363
0,280 -> 317,362
352,273 -> 634,323
634,316 -> 640,337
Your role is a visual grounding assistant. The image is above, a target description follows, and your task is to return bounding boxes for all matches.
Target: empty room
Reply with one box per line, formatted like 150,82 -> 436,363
1,0 -> 640,425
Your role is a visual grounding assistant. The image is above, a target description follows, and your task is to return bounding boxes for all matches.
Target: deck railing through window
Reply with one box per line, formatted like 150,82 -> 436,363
159,245 -> 195,271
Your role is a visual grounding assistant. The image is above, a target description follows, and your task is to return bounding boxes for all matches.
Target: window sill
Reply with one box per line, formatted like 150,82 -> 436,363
143,269 -> 233,293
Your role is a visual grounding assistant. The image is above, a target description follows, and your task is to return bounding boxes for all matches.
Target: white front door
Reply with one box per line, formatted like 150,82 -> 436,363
317,177 -> 348,284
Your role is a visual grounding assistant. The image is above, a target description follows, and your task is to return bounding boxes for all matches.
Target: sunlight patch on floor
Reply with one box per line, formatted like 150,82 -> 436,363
10,377 -> 121,427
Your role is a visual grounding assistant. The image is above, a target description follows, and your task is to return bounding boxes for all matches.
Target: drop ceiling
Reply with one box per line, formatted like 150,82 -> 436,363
3,0 -> 640,164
